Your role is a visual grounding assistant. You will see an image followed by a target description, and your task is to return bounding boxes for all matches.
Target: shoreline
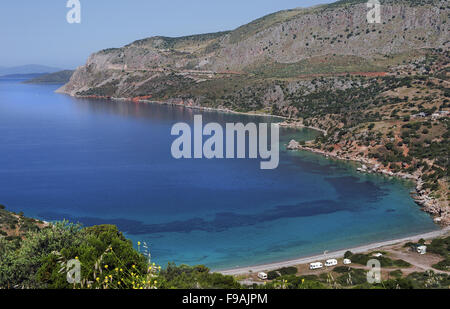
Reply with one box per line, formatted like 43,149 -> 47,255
114,96 -> 288,121
62,92 -> 448,259
65,91 -> 448,224
67,93 -> 322,129
287,142 -> 449,226
218,227 -> 450,275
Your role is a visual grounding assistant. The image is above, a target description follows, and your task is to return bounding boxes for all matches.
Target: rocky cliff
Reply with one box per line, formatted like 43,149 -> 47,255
58,0 -> 449,99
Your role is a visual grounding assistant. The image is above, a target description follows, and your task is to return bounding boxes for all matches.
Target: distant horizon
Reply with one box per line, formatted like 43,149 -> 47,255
0,0 -> 334,68
0,63 -> 72,71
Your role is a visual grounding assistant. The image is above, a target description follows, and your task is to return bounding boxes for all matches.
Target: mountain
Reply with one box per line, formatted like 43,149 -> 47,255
0,73 -> 47,80
0,64 -> 61,77
23,70 -> 74,85
59,0 -> 448,99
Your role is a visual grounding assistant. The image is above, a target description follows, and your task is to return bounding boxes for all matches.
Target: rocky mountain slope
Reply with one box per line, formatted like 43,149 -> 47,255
59,0 -> 448,98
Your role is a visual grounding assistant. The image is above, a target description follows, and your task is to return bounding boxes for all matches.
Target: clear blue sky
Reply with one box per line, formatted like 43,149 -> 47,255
0,0 -> 334,69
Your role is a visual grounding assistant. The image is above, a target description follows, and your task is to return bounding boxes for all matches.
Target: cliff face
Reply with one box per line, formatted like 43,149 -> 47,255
58,0 -> 449,97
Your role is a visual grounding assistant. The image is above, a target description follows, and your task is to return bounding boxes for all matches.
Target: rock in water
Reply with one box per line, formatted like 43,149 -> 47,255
287,140 -> 300,150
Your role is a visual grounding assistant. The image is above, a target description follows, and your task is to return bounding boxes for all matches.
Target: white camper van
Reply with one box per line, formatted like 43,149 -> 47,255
258,272 -> 268,280
343,259 -> 352,265
417,245 -> 427,255
325,259 -> 338,267
309,262 -> 323,270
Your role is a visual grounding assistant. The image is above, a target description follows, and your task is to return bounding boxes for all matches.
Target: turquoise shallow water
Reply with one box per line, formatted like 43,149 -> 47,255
0,78 -> 438,270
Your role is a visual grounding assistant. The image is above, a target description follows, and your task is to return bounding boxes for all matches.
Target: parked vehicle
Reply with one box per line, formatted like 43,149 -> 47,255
325,259 -> 338,267
309,262 -> 323,270
258,272 -> 268,280
343,259 -> 352,265
417,245 -> 427,255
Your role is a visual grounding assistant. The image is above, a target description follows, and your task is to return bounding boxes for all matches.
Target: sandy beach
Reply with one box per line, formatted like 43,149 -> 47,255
218,227 -> 450,275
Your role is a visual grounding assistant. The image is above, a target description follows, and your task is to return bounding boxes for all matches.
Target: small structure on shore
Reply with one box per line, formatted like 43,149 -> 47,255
325,259 -> 338,267
343,259 -> 352,265
258,272 -> 268,280
417,245 -> 427,255
309,262 -> 324,270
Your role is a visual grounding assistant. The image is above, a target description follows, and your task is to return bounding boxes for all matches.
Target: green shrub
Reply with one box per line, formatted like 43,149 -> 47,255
158,263 -> 240,289
345,252 -> 410,268
333,266 -> 351,274
383,278 -> 415,289
0,221 -> 85,289
267,271 -> 280,280
337,268 -> 367,286
389,270 -> 403,278
0,222 -> 149,289
432,257 -> 450,272
277,266 -> 298,276
427,236 -> 449,257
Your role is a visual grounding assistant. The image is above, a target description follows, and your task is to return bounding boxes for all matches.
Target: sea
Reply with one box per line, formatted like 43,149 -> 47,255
0,78 -> 438,270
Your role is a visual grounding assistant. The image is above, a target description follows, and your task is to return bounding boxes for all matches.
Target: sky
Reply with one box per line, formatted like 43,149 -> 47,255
0,0 -> 334,69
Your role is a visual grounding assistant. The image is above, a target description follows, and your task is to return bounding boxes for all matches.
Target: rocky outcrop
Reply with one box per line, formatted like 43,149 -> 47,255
287,140 -> 300,150
414,179 -> 450,226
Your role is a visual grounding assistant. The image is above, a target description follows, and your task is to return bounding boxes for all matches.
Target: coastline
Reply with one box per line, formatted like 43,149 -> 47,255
62,93 -> 448,252
218,226 -> 450,275
61,92 -> 327,132
113,96 -> 288,121
286,141 -> 449,227
64,93 -> 448,226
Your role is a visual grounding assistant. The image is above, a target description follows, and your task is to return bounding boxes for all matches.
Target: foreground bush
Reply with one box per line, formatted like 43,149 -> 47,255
158,263 -> 241,289
0,220 -> 241,289
0,222 -> 149,289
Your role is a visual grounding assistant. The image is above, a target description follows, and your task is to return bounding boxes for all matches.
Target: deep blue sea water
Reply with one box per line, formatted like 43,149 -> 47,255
0,78 -> 438,270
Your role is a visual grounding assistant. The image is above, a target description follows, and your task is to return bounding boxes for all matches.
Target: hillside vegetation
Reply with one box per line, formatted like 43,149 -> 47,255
24,70 -> 74,85
1,205 -> 449,289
